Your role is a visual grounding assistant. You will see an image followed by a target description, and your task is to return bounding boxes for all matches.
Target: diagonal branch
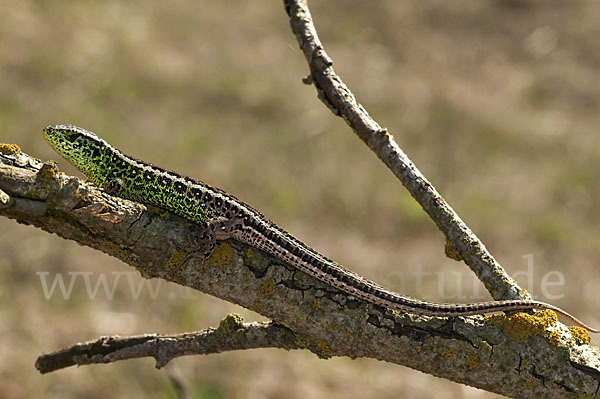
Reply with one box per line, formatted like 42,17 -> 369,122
35,314 -> 304,373
283,0 -> 527,302
1,144 -> 599,398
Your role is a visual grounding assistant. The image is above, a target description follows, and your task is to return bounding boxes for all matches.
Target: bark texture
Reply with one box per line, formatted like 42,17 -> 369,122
1,147 -> 599,398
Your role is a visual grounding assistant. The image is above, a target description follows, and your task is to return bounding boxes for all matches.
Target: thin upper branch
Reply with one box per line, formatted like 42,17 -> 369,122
283,0 -> 526,302
1,145 -> 599,398
35,314 -> 303,373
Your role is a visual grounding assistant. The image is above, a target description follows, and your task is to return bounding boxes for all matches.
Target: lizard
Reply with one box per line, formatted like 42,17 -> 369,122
42,124 -> 599,334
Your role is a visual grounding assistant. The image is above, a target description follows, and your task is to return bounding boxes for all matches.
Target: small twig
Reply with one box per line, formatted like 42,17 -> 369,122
35,314 -> 304,373
283,0 -> 527,302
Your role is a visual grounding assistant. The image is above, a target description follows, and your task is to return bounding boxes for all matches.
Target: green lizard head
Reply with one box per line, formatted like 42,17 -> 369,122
43,124 -> 115,187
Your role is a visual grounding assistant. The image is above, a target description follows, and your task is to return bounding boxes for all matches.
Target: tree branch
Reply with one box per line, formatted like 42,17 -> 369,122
35,314 -> 303,373
283,0 -> 527,302
2,142 -> 599,398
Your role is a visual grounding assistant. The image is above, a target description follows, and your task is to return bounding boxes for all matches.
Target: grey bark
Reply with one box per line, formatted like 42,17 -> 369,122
0,147 -> 599,398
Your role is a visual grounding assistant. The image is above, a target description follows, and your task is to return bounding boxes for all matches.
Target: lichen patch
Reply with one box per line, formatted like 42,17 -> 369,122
466,355 -> 480,369
444,239 -> 462,261
0,143 -> 21,155
503,310 -> 557,343
208,242 -> 233,268
39,162 -> 58,178
568,326 -> 591,345
256,278 -> 277,298
166,250 -> 186,272
441,348 -> 457,360
313,298 -> 321,310
547,330 -> 562,346
484,313 -> 506,327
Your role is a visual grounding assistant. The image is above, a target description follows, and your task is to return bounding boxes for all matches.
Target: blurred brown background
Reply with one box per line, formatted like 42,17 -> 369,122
1,1 -> 599,398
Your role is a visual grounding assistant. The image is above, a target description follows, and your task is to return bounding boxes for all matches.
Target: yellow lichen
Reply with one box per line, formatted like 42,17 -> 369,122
0,143 -> 21,155
547,330 -> 561,346
484,313 -> 506,327
466,355 -> 480,369
313,298 -> 321,310
524,379 -> 534,389
415,345 -> 422,353
39,162 -> 57,178
245,248 -> 253,258
165,250 -> 187,272
208,242 -> 233,268
444,239 -> 462,261
503,310 -> 557,343
441,348 -> 457,360
569,326 -> 591,345
256,278 -> 277,298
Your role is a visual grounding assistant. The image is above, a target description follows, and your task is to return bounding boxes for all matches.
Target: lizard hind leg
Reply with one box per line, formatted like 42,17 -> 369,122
172,217 -> 244,268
